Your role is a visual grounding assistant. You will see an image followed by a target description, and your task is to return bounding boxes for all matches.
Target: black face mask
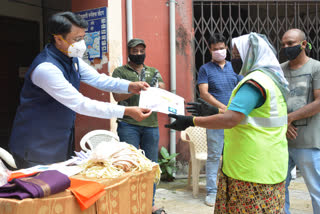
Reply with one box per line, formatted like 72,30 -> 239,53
129,54 -> 146,65
283,44 -> 302,61
231,58 -> 243,74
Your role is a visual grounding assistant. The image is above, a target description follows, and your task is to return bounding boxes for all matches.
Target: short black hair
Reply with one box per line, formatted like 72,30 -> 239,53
207,34 -> 226,46
48,11 -> 88,43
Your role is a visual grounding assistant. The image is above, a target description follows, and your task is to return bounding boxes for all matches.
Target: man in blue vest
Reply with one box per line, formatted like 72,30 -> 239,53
8,12 -> 152,169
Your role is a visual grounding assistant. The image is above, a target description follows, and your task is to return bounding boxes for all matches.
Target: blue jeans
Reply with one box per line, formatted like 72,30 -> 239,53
285,148 -> 320,214
206,129 -> 224,194
117,121 -> 159,206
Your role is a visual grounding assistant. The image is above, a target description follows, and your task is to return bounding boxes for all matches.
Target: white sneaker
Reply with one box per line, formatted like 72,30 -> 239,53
205,194 -> 216,207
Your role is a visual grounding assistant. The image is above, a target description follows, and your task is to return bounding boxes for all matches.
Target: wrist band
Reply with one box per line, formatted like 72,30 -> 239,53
218,108 -> 220,114
193,117 -> 196,126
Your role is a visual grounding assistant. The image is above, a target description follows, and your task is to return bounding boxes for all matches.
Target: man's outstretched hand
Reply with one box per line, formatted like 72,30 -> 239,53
128,81 -> 150,94
165,114 -> 194,131
186,98 -> 219,116
124,107 -> 152,122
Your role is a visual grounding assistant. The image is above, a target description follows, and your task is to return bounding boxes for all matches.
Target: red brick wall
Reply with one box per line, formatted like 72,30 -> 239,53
130,0 -> 171,150
175,0 -> 195,160
72,0 -> 110,151
121,0 -> 194,160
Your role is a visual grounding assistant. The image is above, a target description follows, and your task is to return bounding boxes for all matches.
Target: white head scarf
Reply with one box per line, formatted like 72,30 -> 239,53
232,33 -> 289,99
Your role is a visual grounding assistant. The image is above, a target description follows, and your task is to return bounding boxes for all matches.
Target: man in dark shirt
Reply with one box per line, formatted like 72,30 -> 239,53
112,38 -> 166,214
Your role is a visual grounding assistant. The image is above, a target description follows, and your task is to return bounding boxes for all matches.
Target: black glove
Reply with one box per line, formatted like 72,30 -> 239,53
186,98 -> 219,116
165,114 -> 194,131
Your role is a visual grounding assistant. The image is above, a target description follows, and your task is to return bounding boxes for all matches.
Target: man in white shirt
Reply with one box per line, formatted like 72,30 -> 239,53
8,11 -> 151,169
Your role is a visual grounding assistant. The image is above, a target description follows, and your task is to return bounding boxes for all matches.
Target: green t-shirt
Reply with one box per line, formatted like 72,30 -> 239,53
112,64 -> 164,127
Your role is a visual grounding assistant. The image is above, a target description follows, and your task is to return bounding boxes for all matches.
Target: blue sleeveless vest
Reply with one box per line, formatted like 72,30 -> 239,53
9,44 -> 81,168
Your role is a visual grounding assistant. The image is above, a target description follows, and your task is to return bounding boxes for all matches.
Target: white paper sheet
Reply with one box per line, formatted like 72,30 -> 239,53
139,87 -> 185,115
14,159 -> 84,177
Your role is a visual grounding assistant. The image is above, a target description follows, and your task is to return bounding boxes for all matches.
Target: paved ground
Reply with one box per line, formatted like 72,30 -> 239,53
155,175 -> 312,214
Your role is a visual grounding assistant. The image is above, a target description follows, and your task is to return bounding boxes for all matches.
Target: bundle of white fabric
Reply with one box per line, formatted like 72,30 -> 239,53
81,141 -> 161,182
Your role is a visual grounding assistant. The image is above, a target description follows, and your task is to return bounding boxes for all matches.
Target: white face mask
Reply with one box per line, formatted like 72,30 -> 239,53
68,40 -> 86,58
211,49 -> 227,62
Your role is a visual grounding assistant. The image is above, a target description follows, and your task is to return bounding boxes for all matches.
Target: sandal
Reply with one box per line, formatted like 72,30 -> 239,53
152,208 -> 167,214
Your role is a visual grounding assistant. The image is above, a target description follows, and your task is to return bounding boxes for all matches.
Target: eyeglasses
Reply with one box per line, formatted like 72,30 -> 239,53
73,36 -> 85,43
53,34 -> 84,45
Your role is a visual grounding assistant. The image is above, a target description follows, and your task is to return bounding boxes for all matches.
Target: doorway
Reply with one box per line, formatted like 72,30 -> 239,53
0,16 -> 40,150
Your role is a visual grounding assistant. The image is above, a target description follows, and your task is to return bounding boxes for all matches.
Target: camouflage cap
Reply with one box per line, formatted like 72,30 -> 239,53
127,38 -> 146,48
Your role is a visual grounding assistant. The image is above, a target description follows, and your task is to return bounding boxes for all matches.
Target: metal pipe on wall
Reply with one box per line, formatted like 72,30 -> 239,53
169,0 -> 176,159
126,0 -> 133,42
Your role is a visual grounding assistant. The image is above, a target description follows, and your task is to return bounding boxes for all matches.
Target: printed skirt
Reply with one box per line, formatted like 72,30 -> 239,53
214,171 -> 285,214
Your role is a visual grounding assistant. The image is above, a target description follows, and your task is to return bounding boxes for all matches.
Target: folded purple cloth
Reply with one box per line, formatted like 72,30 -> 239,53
0,170 -> 70,199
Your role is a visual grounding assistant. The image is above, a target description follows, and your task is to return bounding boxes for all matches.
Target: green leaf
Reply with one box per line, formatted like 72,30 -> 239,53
166,165 -> 173,176
161,159 -> 169,163
169,158 -> 176,164
160,147 -> 170,159
169,153 -> 179,159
